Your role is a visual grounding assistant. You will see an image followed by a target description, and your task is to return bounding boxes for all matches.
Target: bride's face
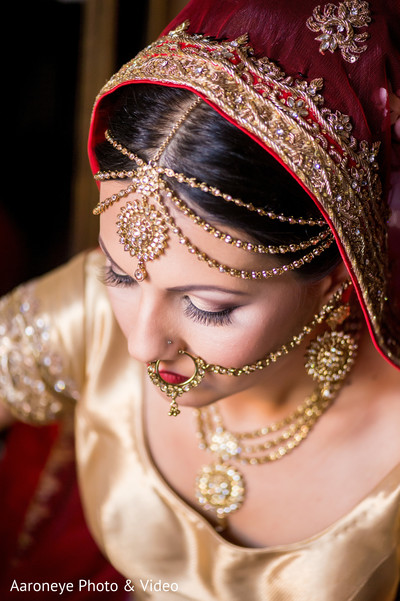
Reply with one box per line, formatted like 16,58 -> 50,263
99,181 -> 334,408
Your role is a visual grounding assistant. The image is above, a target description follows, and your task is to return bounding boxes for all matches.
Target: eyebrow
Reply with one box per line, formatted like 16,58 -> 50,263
98,236 -> 250,296
98,236 -> 126,273
166,285 -> 249,296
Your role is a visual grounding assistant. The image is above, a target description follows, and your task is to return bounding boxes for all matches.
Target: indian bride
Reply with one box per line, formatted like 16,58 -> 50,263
1,0 -> 399,599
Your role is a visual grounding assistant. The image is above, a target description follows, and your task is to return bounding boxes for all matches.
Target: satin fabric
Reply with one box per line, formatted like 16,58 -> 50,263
20,250 -> 398,601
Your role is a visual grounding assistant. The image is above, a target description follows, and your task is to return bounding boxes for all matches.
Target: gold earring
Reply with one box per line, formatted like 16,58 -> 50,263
305,300 -> 359,392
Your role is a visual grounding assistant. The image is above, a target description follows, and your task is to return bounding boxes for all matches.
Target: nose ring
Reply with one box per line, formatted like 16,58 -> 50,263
147,351 -> 208,416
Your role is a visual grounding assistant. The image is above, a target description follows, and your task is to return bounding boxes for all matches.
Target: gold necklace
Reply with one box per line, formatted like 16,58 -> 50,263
193,381 -> 344,528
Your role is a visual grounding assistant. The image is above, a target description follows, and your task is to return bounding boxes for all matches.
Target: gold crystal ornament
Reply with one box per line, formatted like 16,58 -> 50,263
117,197 -> 169,282
96,128 -> 334,282
306,0 -> 371,63
305,330 -> 358,384
196,462 -> 246,519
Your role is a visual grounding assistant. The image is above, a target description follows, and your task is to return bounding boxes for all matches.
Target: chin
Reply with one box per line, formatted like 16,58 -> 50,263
155,382 -> 225,409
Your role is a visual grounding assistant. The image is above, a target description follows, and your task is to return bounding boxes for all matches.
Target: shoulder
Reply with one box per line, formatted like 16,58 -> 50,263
0,251 -> 102,426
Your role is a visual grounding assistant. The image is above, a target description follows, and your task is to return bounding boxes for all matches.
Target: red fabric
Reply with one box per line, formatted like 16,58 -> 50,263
163,0 -> 399,144
0,422 -> 127,600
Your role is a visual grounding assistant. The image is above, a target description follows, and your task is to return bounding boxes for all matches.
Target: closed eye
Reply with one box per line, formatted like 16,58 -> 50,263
183,296 -> 234,326
99,265 -> 136,288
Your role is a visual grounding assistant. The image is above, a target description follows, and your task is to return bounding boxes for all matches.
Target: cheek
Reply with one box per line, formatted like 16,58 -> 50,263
182,309 -> 283,369
106,288 -> 136,339
183,290 -> 315,370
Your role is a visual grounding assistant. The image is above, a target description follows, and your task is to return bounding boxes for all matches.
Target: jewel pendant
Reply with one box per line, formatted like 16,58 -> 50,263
134,261 -> 147,282
168,399 -> 180,417
195,462 -> 245,520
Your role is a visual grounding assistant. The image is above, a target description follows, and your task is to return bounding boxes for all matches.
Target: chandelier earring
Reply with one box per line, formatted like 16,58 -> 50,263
304,293 -> 360,393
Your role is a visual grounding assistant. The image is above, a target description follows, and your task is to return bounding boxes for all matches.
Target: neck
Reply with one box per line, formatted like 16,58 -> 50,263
217,344 -> 316,428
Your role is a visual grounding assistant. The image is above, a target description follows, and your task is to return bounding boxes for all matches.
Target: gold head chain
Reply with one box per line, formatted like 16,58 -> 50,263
93,96 -> 334,283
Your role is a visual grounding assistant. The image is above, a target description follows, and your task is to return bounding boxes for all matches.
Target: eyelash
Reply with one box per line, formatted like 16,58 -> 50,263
99,265 -> 135,288
183,296 -> 234,327
100,266 -> 234,326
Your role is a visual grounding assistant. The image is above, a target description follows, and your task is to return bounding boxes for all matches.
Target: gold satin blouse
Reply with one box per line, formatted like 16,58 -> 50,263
1,250 -> 399,600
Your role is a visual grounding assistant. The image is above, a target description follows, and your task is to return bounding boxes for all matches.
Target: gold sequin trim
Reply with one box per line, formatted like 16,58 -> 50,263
0,285 -> 79,424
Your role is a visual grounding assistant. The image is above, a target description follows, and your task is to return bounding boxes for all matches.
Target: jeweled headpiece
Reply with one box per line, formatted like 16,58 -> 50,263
89,0 -> 400,369
94,122 -> 334,282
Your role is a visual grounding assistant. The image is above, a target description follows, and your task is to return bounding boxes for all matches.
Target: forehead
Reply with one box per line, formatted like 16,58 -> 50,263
98,180 -> 290,289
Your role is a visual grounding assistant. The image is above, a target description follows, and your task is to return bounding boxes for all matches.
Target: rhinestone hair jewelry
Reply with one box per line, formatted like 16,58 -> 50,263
147,282 -> 352,415
93,114 -> 334,282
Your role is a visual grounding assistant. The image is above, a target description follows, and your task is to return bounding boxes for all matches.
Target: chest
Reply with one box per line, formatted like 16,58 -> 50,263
145,388 -> 400,547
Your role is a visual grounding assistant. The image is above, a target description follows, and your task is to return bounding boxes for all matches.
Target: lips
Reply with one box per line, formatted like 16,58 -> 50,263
158,370 -> 188,385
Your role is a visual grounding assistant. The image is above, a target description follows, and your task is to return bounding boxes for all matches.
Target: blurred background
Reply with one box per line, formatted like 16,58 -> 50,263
2,0 -> 188,296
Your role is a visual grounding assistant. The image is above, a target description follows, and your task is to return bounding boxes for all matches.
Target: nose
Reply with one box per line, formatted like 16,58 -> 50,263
126,290 -> 177,364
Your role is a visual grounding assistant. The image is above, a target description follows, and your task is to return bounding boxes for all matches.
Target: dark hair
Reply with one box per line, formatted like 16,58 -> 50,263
95,84 -> 341,281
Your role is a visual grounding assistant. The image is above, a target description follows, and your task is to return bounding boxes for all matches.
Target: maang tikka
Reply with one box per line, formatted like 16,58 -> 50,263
96,97 -> 202,281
